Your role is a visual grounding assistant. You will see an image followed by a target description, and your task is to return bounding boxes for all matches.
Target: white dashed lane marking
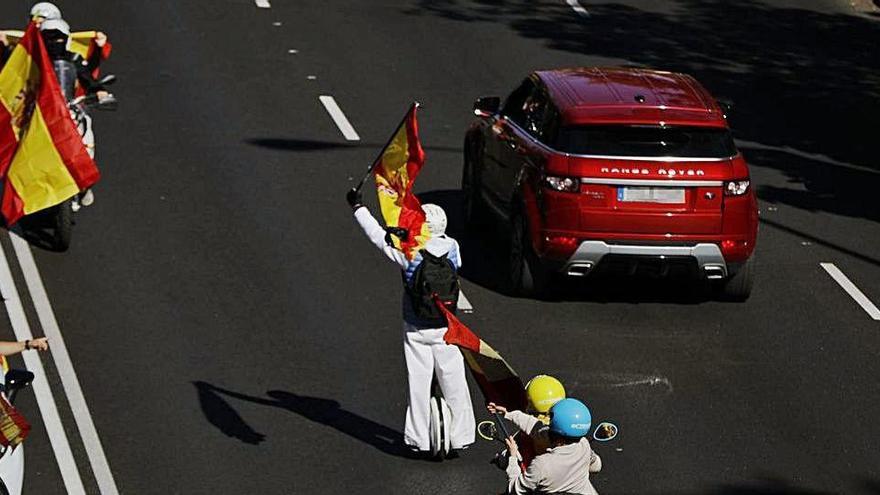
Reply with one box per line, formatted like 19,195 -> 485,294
457,290 -> 474,313
319,95 -> 361,141
255,0 -> 271,8
566,0 -> 590,17
820,262 -> 880,321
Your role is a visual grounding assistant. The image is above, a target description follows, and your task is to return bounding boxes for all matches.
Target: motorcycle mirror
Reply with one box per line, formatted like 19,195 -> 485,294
98,74 -> 117,86
592,422 -> 618,442
477,420 -> 500,442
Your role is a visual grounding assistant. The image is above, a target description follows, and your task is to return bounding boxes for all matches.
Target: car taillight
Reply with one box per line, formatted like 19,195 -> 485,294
724,179 -> 750,196
544,176 -> 579,193
542,235 -> 579,258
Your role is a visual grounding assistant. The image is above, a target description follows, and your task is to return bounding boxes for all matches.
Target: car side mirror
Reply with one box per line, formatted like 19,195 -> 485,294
5,369 -> 34,404
473,96 -> 500,118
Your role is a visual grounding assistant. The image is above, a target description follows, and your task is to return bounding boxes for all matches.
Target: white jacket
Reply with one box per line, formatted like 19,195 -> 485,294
354,207 -> 461,326
507,435 -> 602,495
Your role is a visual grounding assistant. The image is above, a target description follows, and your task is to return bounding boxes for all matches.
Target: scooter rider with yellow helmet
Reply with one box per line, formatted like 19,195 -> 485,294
487,374 -> 566,464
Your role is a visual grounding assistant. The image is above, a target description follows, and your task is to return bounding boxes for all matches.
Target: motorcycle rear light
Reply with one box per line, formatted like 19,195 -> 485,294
724,179 -> 750,196
544,176 -> 579,193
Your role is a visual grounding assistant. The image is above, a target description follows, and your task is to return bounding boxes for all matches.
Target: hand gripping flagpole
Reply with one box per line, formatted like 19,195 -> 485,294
352,101 -> 420,193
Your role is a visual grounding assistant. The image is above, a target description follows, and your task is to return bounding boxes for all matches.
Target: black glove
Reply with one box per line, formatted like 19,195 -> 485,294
385,227 -> 409,241
346,188 -> 363,210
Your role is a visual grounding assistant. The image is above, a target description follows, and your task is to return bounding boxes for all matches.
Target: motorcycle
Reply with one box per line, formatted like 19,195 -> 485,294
39,58 -> 116,252
0,368 -> 36,495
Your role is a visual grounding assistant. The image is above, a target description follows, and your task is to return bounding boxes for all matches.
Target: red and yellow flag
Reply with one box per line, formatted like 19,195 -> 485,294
373,103 -> 430,259
438,301 -> 538,467
0,23 -> 100,225
439,301 -> 528,412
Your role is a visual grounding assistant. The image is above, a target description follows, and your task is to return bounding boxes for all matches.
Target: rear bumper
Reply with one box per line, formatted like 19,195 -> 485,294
562,241 -> 729,279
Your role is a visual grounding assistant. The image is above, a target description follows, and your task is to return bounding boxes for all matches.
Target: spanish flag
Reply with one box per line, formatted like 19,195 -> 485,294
373,103 -> 430,260
438,300 -> 528,412
0,23 -> 100,225
437,301 -> 541,466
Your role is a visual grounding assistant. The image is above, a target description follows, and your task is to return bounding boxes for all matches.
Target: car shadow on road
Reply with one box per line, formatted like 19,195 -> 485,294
244,137 -> 462,155
418,189 -> 713,304
193,381 -> 412,458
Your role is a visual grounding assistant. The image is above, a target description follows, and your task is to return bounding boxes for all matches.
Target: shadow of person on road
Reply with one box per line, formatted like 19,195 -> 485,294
194,381 -> 411,458
194,381 -> 266,445
418,189 -> 711,304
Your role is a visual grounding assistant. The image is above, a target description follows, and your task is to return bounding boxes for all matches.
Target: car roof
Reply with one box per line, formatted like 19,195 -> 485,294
536,68 -> 728,127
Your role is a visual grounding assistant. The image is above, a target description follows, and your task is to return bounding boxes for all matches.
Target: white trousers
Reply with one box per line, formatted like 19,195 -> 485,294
403,323 -> 476,451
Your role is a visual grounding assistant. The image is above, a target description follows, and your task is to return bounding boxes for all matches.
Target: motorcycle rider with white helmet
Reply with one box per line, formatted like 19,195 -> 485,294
30,2 -> 62,24
347,189 -> 476,456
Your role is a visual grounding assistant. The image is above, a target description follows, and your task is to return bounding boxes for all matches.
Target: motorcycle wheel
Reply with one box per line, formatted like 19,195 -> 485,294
51,199 -> 74,252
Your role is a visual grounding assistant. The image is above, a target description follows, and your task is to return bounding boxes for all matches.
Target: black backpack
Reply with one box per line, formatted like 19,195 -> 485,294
406,249 -> 460,322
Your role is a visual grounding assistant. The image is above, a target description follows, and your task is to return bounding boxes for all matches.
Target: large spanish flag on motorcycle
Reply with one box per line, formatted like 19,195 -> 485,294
0,23 -> 100,225
373,103 -> 430,259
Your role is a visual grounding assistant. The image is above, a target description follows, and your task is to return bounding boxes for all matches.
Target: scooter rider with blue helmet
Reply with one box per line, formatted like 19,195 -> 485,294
504,398 -> 603,494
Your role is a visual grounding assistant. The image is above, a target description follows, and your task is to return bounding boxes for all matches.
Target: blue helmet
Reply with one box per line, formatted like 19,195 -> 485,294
549,398 -> 592,438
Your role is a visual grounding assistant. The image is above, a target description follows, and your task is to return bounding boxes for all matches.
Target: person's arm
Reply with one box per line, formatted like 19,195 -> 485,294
505,437 -> 540,494
504,410 -> 541,436
487,403 -> 541,436
588,440 -> 602,473
0,337 -> 48,357
352,207 -> 409,270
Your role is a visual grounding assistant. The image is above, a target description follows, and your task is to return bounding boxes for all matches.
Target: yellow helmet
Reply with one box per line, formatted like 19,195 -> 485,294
525,375 -> 565,413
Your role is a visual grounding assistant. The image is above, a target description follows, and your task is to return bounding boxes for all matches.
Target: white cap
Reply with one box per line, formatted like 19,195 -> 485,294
422,203 -> 447,236
30,2 -> 61,21
40,18 -> 70,36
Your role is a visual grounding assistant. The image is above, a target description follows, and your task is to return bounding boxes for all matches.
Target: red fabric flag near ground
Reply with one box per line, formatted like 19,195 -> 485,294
438,301 -> 528,412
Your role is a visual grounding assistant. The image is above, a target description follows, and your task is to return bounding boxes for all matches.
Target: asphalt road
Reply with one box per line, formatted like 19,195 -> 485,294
1,0 -> 880,494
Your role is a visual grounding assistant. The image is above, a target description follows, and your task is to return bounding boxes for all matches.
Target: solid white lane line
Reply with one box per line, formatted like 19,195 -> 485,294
319,95 -> 361,141
10,233 -> 120,495
0,240 -> 86,495
820,262 -> 880,321
566,0 -> 590,17
254,0 -> 271,8
457,290 -> 474,314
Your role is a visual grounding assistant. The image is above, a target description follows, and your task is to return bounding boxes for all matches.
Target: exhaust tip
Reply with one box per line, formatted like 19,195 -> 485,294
567,262 -> 594,277
703,265 -> 726,280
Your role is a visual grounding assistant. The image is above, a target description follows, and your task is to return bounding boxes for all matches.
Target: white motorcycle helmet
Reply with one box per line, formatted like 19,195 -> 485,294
30,2 -> 62,22
422,204 -> 447,236
39,18 -> 70,36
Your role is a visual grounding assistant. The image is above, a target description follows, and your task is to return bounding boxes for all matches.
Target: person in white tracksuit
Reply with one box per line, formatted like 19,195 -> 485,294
347,189 -> 476,454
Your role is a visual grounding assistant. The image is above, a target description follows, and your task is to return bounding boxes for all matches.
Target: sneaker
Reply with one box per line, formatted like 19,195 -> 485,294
80,188 -> 94,207
71,198 -> 81,212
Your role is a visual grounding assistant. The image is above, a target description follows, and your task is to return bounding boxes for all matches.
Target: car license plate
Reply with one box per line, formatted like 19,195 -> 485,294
617,187 -> 685,203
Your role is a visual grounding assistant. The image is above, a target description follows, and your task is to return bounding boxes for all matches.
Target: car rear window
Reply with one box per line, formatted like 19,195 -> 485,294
556,125 -> 737,158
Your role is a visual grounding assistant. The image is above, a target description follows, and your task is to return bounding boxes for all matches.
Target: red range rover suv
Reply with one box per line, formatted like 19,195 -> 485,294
463,68 -> 757,300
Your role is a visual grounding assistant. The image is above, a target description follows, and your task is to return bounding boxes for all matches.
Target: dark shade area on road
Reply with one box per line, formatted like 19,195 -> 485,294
194,382 -> 411,458
408,0 -> 880,224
